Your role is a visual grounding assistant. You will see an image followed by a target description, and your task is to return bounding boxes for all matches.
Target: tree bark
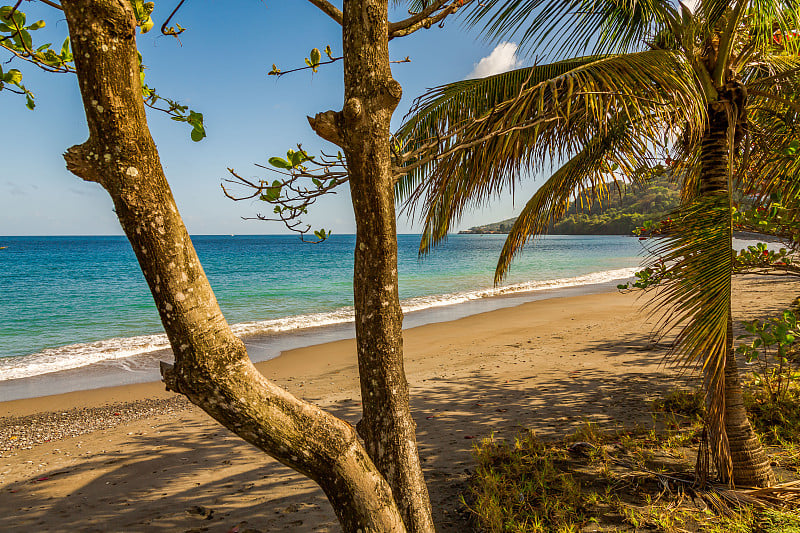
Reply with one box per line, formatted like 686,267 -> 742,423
335,1 -> 434,530
701,102 -> 774,487
60,0 -> 407,529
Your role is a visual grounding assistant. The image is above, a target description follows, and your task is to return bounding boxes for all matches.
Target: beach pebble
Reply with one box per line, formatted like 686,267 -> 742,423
0,397 -> 190,455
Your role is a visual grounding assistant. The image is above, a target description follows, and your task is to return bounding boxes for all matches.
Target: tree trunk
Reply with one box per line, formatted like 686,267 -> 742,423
701,102 -> 774,487
723,317 -> 775,486
60,0 -> 407,529
337,1 -> 434,530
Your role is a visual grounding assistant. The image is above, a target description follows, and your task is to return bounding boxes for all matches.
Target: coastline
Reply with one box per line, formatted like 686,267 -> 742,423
1,275 -> 796,532
0,273 -> 634,402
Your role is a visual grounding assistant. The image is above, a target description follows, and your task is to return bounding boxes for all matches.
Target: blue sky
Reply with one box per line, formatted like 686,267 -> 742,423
1,0 -> 546,236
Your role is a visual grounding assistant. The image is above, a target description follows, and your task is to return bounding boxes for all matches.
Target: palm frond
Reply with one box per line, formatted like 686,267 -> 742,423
747,0 -> 800,55
463,0 -> 677,56
646,194 -> 734,478
699,0 -> 735,29
743,54 -> 800,92
494,122 -> 655,282
739,91 -> 800,203
397,56 -> 602,200
399,50 -> 705,253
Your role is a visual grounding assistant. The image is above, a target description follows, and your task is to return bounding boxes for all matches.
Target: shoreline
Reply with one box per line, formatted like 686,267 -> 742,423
1,276 -> 796,532
0,279 -> 628,416
0,274 -> 634,402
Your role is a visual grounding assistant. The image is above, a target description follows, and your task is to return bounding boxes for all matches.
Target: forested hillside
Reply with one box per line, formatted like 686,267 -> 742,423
460,175 -> 681,235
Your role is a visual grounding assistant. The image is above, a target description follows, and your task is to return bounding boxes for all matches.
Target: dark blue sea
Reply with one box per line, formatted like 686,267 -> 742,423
0,234 -> 644,397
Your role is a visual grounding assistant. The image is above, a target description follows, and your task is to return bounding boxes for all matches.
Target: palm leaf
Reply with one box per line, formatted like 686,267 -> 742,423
747,0 -> 800,55
494,121 -> 655,282
397,56 -> 603,200
646,194 -> 734,479
462,0 -> 677,56
398,49 -> 705,253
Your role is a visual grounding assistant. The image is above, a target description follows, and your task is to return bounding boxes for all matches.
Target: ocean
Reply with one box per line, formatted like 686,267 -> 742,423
0,234 -> 643,400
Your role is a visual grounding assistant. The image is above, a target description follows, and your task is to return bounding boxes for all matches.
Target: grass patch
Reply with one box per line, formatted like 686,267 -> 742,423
745,382 -> 800,446
467,431 -> 592,532
466,412 -> 800,532
652,388 -> 705,422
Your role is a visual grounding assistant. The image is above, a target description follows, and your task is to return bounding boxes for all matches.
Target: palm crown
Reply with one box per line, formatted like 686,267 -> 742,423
398,0 -> 800,487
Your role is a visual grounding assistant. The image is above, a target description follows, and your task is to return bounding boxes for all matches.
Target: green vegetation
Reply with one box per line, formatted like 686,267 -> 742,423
459,175 -> 680,235
467,413 -> 800,533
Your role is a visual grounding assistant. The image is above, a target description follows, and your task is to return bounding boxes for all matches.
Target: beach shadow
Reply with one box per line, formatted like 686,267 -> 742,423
1,333 -> 692,533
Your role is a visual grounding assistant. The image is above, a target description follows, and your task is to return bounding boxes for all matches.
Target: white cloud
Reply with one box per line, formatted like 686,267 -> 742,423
680,0 -> 698,12
466,42 -> 521,79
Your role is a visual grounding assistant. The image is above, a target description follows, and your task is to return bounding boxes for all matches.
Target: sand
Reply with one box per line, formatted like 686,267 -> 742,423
1,276 -> 796,532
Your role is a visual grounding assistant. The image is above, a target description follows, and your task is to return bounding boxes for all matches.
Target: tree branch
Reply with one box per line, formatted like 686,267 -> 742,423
308,109 -> 345,146
306,0 -> 343,25
389,0 -> 449,33
389,0 -> 470,39
38,0 -> 63,9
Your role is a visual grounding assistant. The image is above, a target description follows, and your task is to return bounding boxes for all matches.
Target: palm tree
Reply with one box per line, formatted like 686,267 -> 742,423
398,1 -> 800,487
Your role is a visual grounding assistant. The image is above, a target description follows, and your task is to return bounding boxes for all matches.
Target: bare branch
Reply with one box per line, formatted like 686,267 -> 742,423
389,0 -> 448,33
270,56 -> 342,77
306,0 -> 343,25
270,55 -> 408,78
38,0 -> 64,10
160,0 -> 188,38
389,0 -> 471,39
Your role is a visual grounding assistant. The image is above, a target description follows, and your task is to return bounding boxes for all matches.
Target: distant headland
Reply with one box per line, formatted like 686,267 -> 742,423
459,175 -> 680,236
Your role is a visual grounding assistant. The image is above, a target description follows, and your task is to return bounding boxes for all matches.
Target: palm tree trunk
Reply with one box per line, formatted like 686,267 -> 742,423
701,103 -> 774,487
723,315 -> 775,486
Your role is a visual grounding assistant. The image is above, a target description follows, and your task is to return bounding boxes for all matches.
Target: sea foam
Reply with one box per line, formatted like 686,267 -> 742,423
0,267 -> 636,381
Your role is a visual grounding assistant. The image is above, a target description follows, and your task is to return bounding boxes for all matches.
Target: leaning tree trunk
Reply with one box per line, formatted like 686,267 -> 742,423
700,100 -> 775,487
309,1 -> 434,531
60,0 -> 407,530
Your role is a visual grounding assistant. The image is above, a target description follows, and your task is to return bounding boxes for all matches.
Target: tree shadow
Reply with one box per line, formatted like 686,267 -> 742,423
2,337 -> 691,532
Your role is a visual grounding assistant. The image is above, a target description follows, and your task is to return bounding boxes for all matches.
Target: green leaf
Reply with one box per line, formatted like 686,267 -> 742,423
0,6 -> 25,28
290,150 -> 309,167
269,157 -> 291,169
310,47 -> 321,66
5,68 -> 22,85
60,37 -> 71,58
25,94 -> 34,110
190,127 -> 205,142
26,20 -> 45,30
140,17 -> 154,33
264,182 -> 282,201
22,29 -> 32,50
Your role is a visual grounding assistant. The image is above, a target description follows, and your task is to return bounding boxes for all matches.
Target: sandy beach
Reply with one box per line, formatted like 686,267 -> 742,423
1,276 -> 796,532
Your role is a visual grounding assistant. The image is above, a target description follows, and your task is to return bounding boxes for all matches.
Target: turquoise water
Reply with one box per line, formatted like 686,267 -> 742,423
0,234 -> 643,380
